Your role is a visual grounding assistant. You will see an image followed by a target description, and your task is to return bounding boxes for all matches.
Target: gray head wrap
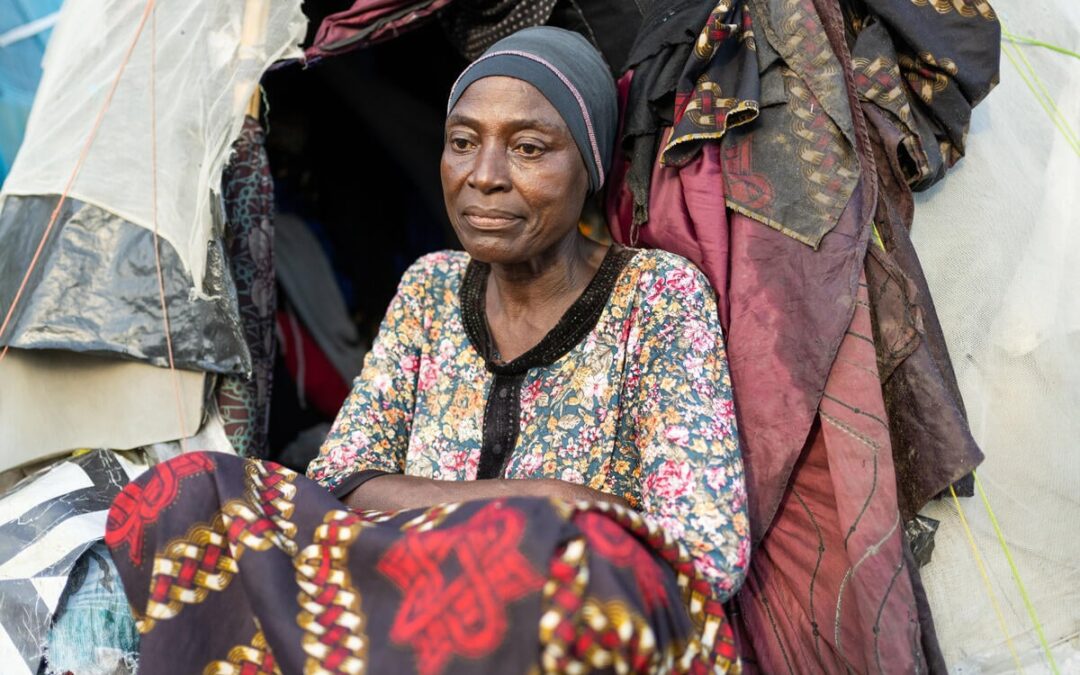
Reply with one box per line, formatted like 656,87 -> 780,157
446,26 -> 617,193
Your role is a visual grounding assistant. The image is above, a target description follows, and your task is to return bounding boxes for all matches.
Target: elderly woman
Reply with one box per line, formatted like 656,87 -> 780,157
105,27 -> 748,674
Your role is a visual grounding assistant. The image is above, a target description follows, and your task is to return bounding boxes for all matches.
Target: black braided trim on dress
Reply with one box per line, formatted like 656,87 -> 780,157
460,245 -> 638,375
459,245 -> 638,479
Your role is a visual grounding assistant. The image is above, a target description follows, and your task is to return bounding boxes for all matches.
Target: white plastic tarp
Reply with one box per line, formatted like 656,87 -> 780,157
0,0 -> 306,288
912,0 -> 1080,671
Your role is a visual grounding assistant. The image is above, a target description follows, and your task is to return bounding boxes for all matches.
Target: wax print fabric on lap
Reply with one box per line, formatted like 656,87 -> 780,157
106,452 -> 741,674
0,450 -> 141,675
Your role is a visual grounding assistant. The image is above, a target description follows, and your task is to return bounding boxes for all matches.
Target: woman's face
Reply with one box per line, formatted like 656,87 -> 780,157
441,76 -> 590,265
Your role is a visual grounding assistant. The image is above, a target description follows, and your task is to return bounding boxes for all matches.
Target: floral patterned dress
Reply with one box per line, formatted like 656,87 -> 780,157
308,246 -> 750,599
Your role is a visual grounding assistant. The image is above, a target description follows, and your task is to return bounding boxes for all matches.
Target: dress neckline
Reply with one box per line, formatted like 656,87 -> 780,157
459,245 -> 637,375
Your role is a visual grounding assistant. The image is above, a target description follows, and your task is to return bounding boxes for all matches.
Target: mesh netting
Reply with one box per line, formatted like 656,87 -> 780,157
910,1 -> 1080,670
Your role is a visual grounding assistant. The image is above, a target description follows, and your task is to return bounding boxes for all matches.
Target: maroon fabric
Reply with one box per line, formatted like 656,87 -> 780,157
861,106 -> 983,514
732,277 -> 933,673
306,0 -> 454,61
608,141 -> 872,539
276,308 -> 351,419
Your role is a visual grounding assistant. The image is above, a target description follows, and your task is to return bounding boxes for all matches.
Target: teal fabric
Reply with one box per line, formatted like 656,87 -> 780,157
44,542 -> 138,675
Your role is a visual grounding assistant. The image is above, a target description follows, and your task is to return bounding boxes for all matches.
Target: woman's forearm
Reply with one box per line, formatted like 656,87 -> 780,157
341,474 -> 629,512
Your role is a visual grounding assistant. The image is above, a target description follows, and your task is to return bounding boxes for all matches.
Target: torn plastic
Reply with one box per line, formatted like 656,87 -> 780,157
1,0 -> 306,288
904,515 -> 940,569
0,450 -> 143,675
0,194 -> 250,374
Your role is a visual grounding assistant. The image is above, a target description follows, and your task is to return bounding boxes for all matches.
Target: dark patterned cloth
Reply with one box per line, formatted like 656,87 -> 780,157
606,0 -> 996,670
306,0 -> 455,61
105,453 -> 741,674
217,116 -> 276,458
849,0 -> 1000,188
440,0 -> 558,61
619,0 -> 1000,245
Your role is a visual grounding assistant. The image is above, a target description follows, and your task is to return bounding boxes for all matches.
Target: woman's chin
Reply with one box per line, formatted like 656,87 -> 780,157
459,234 -> 524,265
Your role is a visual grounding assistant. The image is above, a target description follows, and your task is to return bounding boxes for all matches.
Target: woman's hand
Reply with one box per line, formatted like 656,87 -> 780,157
341,474 -> 630,512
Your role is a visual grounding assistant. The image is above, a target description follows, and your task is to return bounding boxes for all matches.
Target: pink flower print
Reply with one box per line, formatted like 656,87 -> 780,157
583,371 -> 608,401
346,428 -> 371,450
683,355 -> 705,377
371,341 -> 387,360
520,379 -> 543,408
715,397 -> 735,421
464,450 -> 480,479
326,444 -> 359,471
664,425 -> 690,447
438,449 -> 469,476
664,267 -> 696,293
438,338 -> 456,361
515,452 -> 542,476
417,358 -> 439,391
705,465 -> 729,493
736,536 -> 750,569
560,467 -> 585,485
646,277 -> 667,304
400,354 -> 420,373
372,371 -> 392,395
683,320 -> 713,353
644,459 -> 694,500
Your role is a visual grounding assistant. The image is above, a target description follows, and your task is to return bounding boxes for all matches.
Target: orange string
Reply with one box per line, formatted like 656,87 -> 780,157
0,0 -> 158,363
146,3 -> 190,448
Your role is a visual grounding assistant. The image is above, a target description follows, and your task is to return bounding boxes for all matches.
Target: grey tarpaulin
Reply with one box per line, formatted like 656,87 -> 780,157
0,194 -> 250,374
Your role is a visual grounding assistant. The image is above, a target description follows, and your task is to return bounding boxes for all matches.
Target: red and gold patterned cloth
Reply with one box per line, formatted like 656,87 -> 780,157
105,452 -> 740,674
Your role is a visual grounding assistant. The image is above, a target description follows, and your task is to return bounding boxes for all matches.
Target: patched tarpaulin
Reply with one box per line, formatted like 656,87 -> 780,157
0,0 -> 305,369
0,450 -> 142,675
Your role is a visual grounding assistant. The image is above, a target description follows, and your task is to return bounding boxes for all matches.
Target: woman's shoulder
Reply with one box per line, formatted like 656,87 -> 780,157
398,250 -> 471,294
623,247 -> 715,296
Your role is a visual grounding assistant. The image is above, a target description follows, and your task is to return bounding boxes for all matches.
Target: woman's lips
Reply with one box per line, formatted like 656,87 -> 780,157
462,211 -> 521,231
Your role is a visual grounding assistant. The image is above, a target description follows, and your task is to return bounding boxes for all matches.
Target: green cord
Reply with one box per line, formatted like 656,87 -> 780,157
949,485 -> 1026,673
1000,41 -> 1080,156
998,22 -> 1080,157
1002,31 -> 1080,62
973,472 -> 1061,674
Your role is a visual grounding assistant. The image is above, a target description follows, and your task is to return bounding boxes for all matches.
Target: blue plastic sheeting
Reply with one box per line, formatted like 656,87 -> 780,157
0,0 -> 63,186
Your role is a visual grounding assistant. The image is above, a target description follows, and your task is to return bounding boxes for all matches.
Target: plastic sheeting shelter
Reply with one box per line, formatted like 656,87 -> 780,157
0,0 -> 306,469
911,1 -> 1080,671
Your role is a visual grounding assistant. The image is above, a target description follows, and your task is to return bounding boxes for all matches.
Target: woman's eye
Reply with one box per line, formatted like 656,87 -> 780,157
517,143 -> 543,157
450,137 -> 473,151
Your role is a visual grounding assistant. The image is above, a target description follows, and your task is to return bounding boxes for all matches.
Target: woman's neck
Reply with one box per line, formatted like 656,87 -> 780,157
484,232 -> 608,360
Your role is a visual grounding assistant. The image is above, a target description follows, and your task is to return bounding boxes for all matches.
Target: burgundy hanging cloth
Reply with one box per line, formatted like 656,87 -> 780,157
606,0 -> 998,670
305,0 -> 455,61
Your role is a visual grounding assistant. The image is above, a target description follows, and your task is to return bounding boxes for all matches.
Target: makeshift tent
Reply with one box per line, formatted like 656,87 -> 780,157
0,0 -> 1075,671
0,0 -> 306,468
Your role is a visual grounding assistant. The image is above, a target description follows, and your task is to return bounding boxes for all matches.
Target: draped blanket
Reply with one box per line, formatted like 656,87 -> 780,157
105,452 -> 740,674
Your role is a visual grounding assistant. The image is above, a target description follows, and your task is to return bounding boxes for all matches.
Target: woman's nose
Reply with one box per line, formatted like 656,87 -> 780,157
467,143 -> 511,193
